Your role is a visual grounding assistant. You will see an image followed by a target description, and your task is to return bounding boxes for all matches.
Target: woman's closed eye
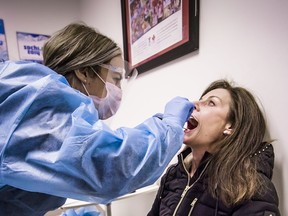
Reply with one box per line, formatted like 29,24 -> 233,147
208,100 -> 215,106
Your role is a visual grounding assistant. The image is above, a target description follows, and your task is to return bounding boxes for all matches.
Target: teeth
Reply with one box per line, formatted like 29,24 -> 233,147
183,122 -> 188,130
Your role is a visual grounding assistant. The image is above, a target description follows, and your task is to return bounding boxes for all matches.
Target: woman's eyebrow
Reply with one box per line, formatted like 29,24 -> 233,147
201,95 -> 222,101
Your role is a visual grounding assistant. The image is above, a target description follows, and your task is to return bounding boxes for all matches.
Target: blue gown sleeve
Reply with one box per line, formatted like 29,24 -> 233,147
0,61 -> 186,204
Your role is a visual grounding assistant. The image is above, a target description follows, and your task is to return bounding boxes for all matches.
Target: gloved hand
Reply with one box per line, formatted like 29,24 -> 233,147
163,96 -> 194,127
61,206 -> 101,216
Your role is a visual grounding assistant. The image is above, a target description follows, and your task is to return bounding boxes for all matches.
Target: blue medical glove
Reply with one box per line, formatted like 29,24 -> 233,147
61,206 -> 101,216
61,209 -> 78,216
163,96 -> 194,126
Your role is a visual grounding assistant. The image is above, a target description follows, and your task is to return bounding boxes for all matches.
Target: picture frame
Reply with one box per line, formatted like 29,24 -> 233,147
121,0 -> 199,74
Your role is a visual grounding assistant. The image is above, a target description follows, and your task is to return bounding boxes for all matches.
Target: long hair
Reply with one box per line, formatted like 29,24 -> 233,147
203,80 -> 267,206
43,22 -> 122,75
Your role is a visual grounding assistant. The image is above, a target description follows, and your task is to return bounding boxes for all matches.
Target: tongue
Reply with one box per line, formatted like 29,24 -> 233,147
188,118 -> 198,129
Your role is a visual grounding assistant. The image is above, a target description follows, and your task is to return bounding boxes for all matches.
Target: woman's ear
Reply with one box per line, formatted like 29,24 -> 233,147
74,69 -> 88,83
223,123 -> 232,135
223,129 -> 232,135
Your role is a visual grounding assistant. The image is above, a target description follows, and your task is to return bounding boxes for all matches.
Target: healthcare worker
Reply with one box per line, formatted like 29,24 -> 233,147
0,22 -> 194,215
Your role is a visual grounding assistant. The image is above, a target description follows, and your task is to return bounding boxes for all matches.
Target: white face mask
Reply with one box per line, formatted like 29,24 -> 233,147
82,71 -> 122,120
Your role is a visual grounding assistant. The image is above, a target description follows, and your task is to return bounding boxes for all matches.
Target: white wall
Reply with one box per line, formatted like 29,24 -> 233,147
79,0 -> 124,48
0,0 -> 81,60
1,0 -> 287,215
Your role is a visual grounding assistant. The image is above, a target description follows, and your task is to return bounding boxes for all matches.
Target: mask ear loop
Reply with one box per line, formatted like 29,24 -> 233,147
81,67 -> 108,97
81,82 -> 90,96
90,66 -> 106,84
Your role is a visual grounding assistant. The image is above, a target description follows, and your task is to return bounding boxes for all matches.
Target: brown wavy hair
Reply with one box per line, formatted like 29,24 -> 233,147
203,79 -> 267,206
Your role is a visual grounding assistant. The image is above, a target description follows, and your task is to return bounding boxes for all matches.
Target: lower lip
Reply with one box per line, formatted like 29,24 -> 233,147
184,126 -> 198,133
184,128 -> 192,133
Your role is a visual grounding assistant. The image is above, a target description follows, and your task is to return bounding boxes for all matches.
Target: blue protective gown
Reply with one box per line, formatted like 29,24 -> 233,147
0,61 -> 188,215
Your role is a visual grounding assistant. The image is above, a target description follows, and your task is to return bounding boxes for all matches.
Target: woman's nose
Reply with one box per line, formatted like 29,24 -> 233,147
193,101 -> 200,111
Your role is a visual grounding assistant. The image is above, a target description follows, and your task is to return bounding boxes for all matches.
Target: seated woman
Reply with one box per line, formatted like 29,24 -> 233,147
147,79 -> 280,216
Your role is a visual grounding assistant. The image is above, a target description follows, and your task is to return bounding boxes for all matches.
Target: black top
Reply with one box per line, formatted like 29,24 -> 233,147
147,143 -> 280,216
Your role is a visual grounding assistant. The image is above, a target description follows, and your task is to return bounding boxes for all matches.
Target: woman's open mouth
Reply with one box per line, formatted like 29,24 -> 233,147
184,116 -> 198,132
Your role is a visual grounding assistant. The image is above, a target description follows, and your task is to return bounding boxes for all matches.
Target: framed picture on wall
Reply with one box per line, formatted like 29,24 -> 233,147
16,32 -> 50,64
0,19 -> 9,61
121,0 -> 200,74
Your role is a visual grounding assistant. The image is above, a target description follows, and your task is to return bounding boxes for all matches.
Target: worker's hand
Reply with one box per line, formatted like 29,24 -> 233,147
61,207 -> 101,216
163,96 -> 194,127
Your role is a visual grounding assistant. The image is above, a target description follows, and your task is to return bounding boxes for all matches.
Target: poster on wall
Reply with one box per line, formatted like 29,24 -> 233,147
16,31 -> 50,64
121,0 -> 199,74
0,19 -> 9,61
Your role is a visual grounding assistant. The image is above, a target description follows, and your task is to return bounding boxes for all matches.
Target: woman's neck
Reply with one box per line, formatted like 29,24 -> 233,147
190,148 -> 206,177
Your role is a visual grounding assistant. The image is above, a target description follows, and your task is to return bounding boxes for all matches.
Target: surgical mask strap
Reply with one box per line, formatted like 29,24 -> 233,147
81,67 -> 106,96
81,82 -> 90,96
90,67 -> 106,84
